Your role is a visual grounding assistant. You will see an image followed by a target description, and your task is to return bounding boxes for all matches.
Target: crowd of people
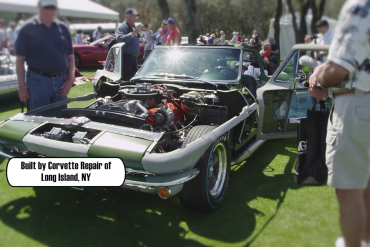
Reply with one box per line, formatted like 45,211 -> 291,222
0,18 -> 24,55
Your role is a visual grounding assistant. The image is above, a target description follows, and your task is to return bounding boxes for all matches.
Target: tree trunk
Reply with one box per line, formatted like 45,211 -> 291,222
286,0 -> 299,42
318,0 -> 326,20
184,0 -> 197,45
157,0 -> 170,20
310,0 -> 318,34
298,0 -> 310,43
287,0 -> 311,44
273,0 -> 283,62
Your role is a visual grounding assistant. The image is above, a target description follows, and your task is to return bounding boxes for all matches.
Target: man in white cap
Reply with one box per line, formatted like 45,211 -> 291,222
115,8 -> 142,81
15,0 -> 75,116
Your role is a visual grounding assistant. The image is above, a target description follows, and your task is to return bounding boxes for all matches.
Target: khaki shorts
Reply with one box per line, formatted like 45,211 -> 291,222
326,91 -> 370,189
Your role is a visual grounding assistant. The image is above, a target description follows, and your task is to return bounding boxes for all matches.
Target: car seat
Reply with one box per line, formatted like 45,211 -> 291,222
241,74 -> 257,98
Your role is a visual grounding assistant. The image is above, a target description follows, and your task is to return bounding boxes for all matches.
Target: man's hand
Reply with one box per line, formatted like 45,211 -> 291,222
135,24 -> 143,33
60,79 -> 73,97
309,64 -> 328,100
309,87 -> 328,101
304,35 -> 311,43
18,85 -> 29,103
309,63 -> 325,87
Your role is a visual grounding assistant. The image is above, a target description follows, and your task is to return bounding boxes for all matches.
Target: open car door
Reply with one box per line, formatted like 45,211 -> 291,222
256,44 -> 331,140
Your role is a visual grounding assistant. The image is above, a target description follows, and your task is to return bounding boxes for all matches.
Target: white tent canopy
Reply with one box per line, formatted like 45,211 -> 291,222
69,22 -> 144,33
0,0 -> 120,22
268,10 -> 338,60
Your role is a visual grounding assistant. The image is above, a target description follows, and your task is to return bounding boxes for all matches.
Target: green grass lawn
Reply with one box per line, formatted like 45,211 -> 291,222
0,69 -> 340,247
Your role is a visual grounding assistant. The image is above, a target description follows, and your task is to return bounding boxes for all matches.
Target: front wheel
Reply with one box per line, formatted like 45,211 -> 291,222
179,126 -> 231,212
74,53 -> 81,68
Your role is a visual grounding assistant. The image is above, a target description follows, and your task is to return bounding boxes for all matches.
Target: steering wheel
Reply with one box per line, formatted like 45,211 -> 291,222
207,66 -> 237,75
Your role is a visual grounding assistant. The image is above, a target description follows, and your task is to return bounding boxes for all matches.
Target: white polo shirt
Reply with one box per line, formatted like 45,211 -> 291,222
6,27 -> 15,46
328,0 -> 370,92
93,30 -> 101,40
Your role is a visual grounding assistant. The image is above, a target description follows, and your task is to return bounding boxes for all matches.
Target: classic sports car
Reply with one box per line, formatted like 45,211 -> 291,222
74,35 -> 145,68
0,43 -> 328,212
0,51 -> 29,101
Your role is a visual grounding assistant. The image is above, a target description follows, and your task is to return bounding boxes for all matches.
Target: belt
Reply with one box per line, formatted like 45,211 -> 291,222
333,89 -> 370,98
122,52 -> 138,57
29,67 -> 65,78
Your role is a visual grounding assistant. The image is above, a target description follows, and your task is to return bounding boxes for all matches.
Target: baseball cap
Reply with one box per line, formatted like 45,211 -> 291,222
40,0 -> 58,7
125,8 -> 139,16
167,18 -> 175,24
315,19 -> 329,27
162,20 -> 168,25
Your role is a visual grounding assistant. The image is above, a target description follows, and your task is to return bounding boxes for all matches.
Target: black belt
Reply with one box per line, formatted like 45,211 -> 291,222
122,52 -> 138,57
29,67 -> 66,78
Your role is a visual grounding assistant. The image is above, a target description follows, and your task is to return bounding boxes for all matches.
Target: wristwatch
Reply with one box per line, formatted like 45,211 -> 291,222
317,82 -> 328,90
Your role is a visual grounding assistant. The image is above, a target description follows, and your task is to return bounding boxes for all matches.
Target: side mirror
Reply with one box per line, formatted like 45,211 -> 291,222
295,70 -> 306,83
97,43 -> 104,48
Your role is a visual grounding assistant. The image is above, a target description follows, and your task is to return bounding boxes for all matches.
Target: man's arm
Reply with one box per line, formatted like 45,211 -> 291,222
308,61 -> 349,100
60,54 -> 75,97
16,56 -> 29,102
270,45 -> 279,55
317,61 -> 349,88
116,25 -> 141,43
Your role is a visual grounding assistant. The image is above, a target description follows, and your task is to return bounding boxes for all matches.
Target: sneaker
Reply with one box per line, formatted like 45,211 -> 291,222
335,237 -> 345,247
335,237 -> 369,247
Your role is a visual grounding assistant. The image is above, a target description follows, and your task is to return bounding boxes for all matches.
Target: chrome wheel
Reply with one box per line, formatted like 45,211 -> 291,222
208,142 -> 227,198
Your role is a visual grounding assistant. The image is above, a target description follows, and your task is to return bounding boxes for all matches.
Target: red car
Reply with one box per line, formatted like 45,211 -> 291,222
73,35 -> 144,68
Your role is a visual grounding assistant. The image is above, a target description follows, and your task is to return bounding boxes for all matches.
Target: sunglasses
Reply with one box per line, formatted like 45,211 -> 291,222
43,5 -> 56,10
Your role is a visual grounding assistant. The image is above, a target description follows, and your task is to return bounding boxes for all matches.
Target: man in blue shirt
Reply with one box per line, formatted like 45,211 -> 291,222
115,8 -> 142,81
152,20 -> 169,45
15,0 -> 75,116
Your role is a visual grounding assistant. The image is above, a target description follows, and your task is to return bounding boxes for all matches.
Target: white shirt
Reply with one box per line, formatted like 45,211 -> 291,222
75,33 -> 83,44
315,30 -> 334,45
93,30 -> 101,40
328,0 -> 370,92
244,65 -> 267,78
6,27 -> 15,46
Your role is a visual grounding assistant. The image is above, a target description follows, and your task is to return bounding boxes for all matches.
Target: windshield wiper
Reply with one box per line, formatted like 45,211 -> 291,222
153,73 -> 218,88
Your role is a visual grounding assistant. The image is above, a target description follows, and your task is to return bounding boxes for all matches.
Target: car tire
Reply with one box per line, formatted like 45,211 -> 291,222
179,125 -> 231,212
74,53 -> 81,68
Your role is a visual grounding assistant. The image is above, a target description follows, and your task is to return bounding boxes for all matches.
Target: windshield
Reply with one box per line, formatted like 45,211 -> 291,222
89,35 -> 112,46
135,47 -> 242,82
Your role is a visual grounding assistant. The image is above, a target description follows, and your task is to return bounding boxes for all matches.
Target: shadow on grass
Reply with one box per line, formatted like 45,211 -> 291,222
0,139 -> 300,246
0,97 -> 23,114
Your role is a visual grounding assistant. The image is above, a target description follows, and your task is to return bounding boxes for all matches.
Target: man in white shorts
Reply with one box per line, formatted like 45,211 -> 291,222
309,0 -> 370,246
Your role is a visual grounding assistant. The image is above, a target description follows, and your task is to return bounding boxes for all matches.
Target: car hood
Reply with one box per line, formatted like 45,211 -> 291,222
0,118 -> 156,171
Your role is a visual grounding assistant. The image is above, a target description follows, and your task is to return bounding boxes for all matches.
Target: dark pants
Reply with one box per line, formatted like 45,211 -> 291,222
122,53 -> 138,81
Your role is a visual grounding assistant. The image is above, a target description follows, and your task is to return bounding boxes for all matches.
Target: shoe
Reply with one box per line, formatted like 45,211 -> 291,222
336,237 -> 345,247
335,237 -> 370,247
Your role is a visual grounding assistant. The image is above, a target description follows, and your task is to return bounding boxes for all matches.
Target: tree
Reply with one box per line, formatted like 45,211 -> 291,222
286,0 -> 310,43
273,0 -> 283,62
183,0 -> 197,44
309,0 -> 326,34
157,0 -> 170,20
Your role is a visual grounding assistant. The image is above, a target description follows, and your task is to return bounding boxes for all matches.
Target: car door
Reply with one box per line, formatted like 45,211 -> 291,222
95,40 -> 109,65
256,44 -> 331,140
